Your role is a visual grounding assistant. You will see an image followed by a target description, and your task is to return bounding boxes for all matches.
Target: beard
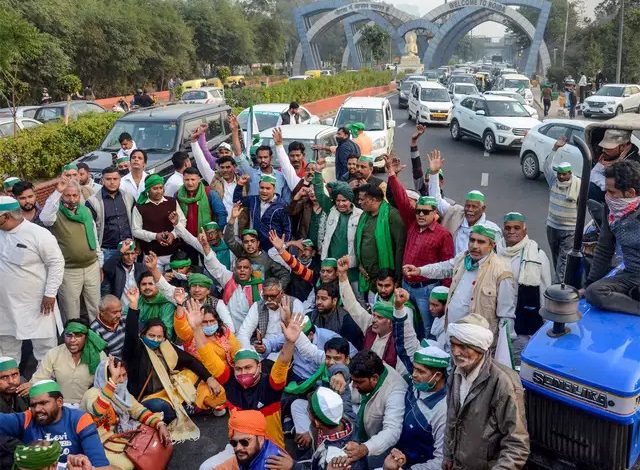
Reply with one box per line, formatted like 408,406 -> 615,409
20,203 -> 35,211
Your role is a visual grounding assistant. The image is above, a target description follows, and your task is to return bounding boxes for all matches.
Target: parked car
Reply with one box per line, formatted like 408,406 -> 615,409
484,90 -> 538,119
581,84 -> 640,118
332,96 -> 395,168
288,75 -> 311,81
75,103 -> 232,181
407,81 -> 453,125
0,106 -> 40,119
495,73 -> 533,106
398,80 -> 414,109
237,103 -> 319,131
450,95 -> 540,152
449,83 -> 480,104
0,117 -> 42,138
519,118 -> 640,182
33,101 -> 106,123
256,124 -> 337,181
180,87 -> 225,105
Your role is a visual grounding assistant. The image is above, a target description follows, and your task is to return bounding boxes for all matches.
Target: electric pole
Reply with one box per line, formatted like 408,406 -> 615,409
616,0 -> 625,83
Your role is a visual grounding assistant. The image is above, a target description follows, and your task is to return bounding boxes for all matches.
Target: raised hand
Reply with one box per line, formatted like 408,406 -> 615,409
237,174 -> 250,187
553,135 -> 567,151
120,239 -> 134,253
185,298 -> 203,329
198,228 -> 211,255
107,356 -> 127,384
230,201 -> 243,221
269,229 -> 286,252
144,252 -> 158,271
280,295 -> 292,323
272,127 -> 283,146
337,256 -> 350,277
411,123 -> 426,141
428,149 -> 444,173
125,287 -> 140,309
173,287 -> 186,306
56,175 -> 70,193
394,287 -> 410,309
330,372 -> 347,394
282,312 -> 305,344
228,114 -> 239,132
315,157 -> 327,171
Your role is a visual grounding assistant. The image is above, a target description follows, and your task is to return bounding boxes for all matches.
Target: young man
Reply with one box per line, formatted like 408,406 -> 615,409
11,180 -> 43,226
277,101 -> 301,126
178,167 -> 226,239
343,154 -> 360,182
0,357 -> 28,414
120,149 -> 148,199
165,150 -> 192,197
308,282 -> 363,350
77,162 -> 101,200
116,132 -> 136,161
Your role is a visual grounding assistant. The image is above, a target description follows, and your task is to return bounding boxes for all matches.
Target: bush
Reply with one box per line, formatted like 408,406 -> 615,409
261,65 -> 274,76
0,112 -> 120,180
225,70 -> 391,109
216,66 -> 231,83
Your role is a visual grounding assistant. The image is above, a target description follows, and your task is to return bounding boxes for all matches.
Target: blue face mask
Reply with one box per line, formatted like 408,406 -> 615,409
142,336 -> 162,350
203,324 -> 219,336
413,372 -> 439,392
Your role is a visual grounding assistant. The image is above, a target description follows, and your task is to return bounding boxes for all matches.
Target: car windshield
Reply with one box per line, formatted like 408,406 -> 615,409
36,107 -> 64,122
486,100 -> 530,117
335,108 -> 385,131
595,86 -> 624,97
401,82 -> 413,91
423,71 -> 438,79
100,120 -> 177,152
421,88 -> 450,102
182,91 -> 207,100
504,79 -> 530,89
455,85 -> 478,95
237,110 -> 283,130
452,76 -> 475,84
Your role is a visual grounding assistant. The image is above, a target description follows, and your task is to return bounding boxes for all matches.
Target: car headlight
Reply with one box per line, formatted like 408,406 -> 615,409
373,137 -> 386,150
400,92 -> 407,98
421,106 -> 430,113
495,123 -> 511,131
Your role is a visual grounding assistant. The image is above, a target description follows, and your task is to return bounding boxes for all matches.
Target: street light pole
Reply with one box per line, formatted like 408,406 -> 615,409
616,0 -> 625,83
561,0 -> 569,67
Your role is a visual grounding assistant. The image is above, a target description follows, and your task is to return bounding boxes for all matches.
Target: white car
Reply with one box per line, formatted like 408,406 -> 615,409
288,75 -> 310,81
237,103 -> 319,131
484,90 -> 538,119
332,96 -> 395,165
0,106 -> 40,119
180,87 -> 225,105
408,81 -> 452,125
450,95 -> 540,152
496,73 -> 533,106
449,83 -> 480,104
582,84 -> 640,118
0,117 -> 42,138
520,118 -> 640,183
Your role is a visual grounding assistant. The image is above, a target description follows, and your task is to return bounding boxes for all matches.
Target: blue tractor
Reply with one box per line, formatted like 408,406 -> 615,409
521,115 -> 640,469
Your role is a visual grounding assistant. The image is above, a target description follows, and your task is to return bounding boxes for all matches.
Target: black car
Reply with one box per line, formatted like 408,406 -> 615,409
398,80 -> 415,109
33,101 -> 106,123
76,103 -> 232,181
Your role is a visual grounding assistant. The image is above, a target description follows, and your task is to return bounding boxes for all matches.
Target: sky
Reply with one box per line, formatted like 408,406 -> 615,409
388,0 -> 600,37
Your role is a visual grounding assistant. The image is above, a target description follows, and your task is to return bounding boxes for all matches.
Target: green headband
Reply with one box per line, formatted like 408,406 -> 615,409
0,200 -> 20,211
203,221 -> 220,232
465,190 -> 485,203
0,357 -> 18,372
3,177 -> 20,189
144,174 -> 164,191
188,273 -> 213,288
117,240 -> 136,252
170,259 -> 192,269
553,163 -> 572,173
416,196 -> 437,208
29,379 -> 61,398
372,301 -> 394,320
64,322 -> 88,335
260,174 -> 277,185
116,156 -> 129,164
234,349 -> 261,363
321,258 -> 337,268
13,440 -> 62,469
242,229 -> 259,238
62,163 -> 78,172
302,239 -> 314,247
348,122 -> 365,132
471,224 -> 496,241
310,390 -> 341,426
358,155 -> 374,164
504,212 -> 526,222
430,289 -> 449,301
413,350 -> 450,369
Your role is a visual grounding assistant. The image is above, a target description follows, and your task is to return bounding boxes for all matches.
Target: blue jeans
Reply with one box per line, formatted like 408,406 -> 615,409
142,398 -> 176,423
403,280 -> 437,339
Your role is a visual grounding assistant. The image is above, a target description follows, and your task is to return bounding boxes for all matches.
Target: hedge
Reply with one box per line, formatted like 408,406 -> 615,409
224,70 -> 392,109
0,112 -> 120,181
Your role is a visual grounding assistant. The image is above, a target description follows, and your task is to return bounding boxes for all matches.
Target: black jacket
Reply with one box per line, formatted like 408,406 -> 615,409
101,257 -> 145,299
279,111 -> 299,125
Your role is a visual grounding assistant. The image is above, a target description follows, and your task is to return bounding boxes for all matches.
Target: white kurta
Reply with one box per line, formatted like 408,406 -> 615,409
0,220 -> 64,339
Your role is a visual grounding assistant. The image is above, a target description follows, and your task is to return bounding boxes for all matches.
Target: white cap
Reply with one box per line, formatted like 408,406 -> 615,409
310,387 -> 343,427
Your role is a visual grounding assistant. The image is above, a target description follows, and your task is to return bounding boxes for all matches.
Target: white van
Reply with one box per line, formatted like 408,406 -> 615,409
498,73 -> 533,106
408,81 -> 453,125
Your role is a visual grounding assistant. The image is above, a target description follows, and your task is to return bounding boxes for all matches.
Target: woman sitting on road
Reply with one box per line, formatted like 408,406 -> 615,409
81,357 -> 172,469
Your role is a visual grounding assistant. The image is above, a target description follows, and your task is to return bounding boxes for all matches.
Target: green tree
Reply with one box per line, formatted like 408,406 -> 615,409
57,73 -> 81,125
359,24 -> 391,68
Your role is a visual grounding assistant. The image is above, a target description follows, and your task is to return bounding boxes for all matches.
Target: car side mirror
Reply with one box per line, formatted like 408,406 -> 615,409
388,119 -> 396,128
476,110 -> 486,116
623,93 -> 630,97
322,118 -> 334,126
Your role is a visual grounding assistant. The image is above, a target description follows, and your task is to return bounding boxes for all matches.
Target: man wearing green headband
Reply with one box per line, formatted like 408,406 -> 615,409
40,178 -> 101,322
350,122 -> 373,156
0,197 -> 64,365
61,163 -> 79,183
31,318 -> 107,405
354,155 -> 386,202
404,224 -> 515,345
0,379 -> 110,468
427,149 -> 502,255
2,177 -> 20,195
100,238 -> 144,304
0,357 -> 28,416
497,212 -> 551,364
165,250 -> 193,289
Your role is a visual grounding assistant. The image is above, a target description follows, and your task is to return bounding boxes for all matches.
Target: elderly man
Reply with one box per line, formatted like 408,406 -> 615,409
443,314 -> 529,469
589,129 -> 640,203
41,178 -> 102,322
0,197 -> 64,363
90,294 -> 128,358
404,225 -> 515,345
497,212 -> 552,361
100,239 -> 144,305
11,180 -> 43,226
352,155 -> 385,196
428,150 -> 502,254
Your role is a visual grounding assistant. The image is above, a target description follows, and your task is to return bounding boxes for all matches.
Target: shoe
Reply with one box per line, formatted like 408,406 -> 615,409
213,405 -> 227,417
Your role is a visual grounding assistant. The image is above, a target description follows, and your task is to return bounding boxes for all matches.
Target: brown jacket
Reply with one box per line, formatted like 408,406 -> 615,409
444,356 -> 530,470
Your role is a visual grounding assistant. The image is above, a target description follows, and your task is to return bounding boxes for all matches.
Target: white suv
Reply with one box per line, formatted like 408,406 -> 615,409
582,84 -> 640,118
450,95 -> 540,152
497,73 -> 533,106
408,81 -> 453,125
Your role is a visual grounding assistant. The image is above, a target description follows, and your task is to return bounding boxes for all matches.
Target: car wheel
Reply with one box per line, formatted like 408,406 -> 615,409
483,131 -> 496,153
616,106 -> 623,116
450,119 -> 461,141
583,112 -> 591,118
521,152 -> 540,180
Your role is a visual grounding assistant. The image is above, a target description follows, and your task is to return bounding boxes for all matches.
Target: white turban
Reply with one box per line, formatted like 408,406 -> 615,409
447,313 -> 494,352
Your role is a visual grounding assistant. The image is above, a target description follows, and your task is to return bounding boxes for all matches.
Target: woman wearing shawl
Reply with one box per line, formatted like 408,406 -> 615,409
80,357 -> 172,469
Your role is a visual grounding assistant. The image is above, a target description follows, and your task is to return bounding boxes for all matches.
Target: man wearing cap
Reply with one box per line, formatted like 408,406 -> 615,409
427,150 -> 502,255
2,177 -> 20,196
349,122 -> 373,156
589,129 -> 640,203
0,379 -> 111,468
404,224 -> 515,345
352,155 -> 385,197
86,166 -> 135,265
0,196 -> 64,363
165,150 -> 192,197
429,286 -> 449,349
233,172 -> 291,252
100,239 -> 144,305
11,180 -> 43,226
543,141 -> 581,281
392,288 -> 449,470
31,318 -> 107,405
76,162 -> 101,200
443,314 -> 529,470
115,155 -> 130,176
497,212 -> 551,360
41,177 -> 102,322
132,174 -> 186,271
199,409 -> 287,470
90,295 -> 128,358
0,357 -> 28,418
120,149 -> 148,200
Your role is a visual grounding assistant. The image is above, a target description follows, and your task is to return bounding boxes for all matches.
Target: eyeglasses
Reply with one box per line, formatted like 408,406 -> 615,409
414,209 -> 435,216
263,292 -> 281,300
229,438 -> 252,448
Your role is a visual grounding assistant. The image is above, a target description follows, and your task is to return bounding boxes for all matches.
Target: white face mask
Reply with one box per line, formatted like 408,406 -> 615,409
173,271 -> 187,281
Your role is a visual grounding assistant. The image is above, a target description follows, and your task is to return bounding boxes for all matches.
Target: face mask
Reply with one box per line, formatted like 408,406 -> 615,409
118,169 -> 130,177
413,372 -> 439,392
605,193 -> 640,220
173,271 -> 187,281
236,372 -> 259,389
203,324 -> 219,336
142,337 -> 162,350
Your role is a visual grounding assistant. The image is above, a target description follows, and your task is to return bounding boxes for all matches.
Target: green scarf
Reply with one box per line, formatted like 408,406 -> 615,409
211,239 -> 231,269
284,363 -> 330,395
139,294 -> 176,341
237,276 -> 263,303
354,200 -> 394,293
356,367 -> 388,441
464,255 -> 479,271
58,202 -> 96,250
63,322 -> 107,374
177,182 -> 211,233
